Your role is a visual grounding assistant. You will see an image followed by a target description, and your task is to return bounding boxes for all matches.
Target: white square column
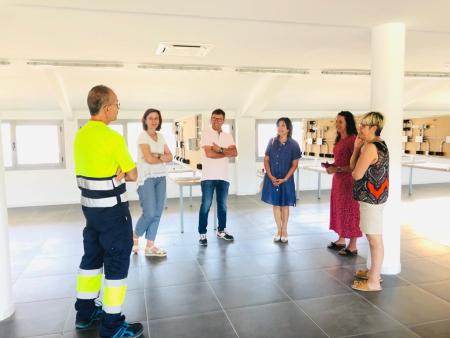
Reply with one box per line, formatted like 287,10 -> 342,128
0,119 -> 14,320
371,23 -> 405,274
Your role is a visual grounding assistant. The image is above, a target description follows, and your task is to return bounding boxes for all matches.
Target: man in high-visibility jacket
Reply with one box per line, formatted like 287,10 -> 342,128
73,85 -> 143,338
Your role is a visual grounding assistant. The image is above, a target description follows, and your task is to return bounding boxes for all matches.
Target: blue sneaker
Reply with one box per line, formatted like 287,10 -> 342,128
102,322 -> 144,338
75,305 -> 104,330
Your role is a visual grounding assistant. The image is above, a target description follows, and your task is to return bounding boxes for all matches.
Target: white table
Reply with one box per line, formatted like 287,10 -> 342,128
300,165 -> 327,200
402,162 -> 450,196
169,175 -> 217,233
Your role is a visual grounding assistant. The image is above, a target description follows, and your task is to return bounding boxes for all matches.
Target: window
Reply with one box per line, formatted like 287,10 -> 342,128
160,121 -> 176,153
126,122 -> 142,162
222,120 -> 236,163
78,119 -> 176,162
1,123 -> 12,167
78,120 -> 124,135
222,120 -> 235,140
255,119 -> 303,161
1,121 -> 65,170
127,121 -> 176,162
108,124 -> 124,135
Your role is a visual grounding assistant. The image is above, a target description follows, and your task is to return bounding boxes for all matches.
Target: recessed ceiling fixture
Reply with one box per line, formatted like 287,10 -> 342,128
235,67 -> 309,75
137,63 -> 222,71
156,43 -> 212,57
27,59 -> 124,68
0,60 -> 10,66
405,71 -> 450,78
321,69 -> 371,76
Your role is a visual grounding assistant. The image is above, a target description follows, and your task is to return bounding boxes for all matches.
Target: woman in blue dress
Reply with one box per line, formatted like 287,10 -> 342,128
261,118 -> 302,243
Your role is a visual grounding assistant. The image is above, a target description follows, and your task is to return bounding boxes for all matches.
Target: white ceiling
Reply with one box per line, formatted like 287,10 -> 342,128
1,0 -> 450,115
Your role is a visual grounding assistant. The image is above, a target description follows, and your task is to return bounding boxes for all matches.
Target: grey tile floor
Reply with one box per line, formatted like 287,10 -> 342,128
2,184 -> 450,338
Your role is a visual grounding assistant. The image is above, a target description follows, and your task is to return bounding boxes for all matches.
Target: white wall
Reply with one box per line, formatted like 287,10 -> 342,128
2,110 -> 450,207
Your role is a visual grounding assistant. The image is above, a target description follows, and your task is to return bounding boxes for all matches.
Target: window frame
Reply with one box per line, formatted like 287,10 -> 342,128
1,120 -> 65,171
255,118 -> 303,161
78,118 -> 176,162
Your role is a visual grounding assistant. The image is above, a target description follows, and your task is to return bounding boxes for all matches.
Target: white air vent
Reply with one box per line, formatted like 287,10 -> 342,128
156,43 -> 212,57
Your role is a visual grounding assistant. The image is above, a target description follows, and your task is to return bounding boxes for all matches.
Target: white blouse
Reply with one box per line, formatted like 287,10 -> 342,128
137,131 -> 167,186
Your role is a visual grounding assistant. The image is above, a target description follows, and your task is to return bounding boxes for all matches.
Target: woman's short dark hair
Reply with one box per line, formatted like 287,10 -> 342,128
142,108 -> 162,131
277,117 -> 293,138
335,111 -> 358,143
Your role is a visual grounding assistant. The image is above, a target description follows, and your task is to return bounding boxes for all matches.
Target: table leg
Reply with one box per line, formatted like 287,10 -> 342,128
317,172 -> 322,200
189,186 -> 193,207
179,185 -> 184,233
408,167 -> 413,196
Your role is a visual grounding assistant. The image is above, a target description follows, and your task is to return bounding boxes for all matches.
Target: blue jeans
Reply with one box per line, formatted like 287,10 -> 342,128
198,180 -> 230,234
135,177 -> 166,240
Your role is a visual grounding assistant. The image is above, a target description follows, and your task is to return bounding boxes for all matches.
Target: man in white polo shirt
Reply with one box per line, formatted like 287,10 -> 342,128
198,109 -> 238,246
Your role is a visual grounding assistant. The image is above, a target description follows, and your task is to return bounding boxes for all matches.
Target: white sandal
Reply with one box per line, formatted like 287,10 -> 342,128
145,246 -> 167,257
280,236 -> 288,243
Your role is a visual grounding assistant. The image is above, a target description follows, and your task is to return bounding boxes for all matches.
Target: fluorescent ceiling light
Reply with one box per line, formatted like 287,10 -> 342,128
235,67 -> 309,75
27,59 -> 124,68
322,69 -> 450,78
405,71 -> 450,78
321,69 -> 371,76
137,63 -> 222,71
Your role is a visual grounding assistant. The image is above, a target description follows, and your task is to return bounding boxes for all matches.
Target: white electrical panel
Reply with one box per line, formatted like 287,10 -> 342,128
401,136 -> 408,143
446,136 -> 450,143
316,138 -> 323,145
415,136 -> 423,143
306,137 -> 313,145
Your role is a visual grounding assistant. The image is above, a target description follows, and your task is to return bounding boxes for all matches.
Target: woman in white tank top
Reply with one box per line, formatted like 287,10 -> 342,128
133,109 -> 173,257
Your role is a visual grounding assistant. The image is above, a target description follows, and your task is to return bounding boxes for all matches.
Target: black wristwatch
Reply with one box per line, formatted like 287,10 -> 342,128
219,147 -> 224,154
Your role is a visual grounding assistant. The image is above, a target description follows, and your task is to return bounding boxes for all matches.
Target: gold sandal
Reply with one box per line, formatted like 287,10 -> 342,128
355,269 -> 383,283
351,279 -> 382,292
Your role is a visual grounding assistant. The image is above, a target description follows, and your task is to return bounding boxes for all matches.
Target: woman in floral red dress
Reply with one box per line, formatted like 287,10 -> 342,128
326,111 -> 361,255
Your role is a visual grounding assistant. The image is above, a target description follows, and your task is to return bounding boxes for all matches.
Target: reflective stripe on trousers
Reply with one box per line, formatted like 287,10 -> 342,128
103,279 -> 128,314
76,268 -> 103,299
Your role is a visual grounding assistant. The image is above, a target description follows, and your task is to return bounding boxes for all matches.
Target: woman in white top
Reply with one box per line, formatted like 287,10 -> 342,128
133,109 -> 173,256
